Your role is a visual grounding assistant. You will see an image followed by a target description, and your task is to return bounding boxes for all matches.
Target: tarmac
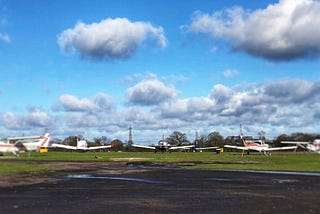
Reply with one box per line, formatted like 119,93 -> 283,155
0,161 -> 319,214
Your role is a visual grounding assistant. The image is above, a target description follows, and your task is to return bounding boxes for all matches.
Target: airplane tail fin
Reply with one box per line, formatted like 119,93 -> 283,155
239,124 -> 248,147
239,135 -> 248,147
39,133 -> 51,148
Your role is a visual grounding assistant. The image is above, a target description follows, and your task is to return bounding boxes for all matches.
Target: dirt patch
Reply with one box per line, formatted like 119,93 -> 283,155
0,173 -> 56,188
0,161 -> 150,187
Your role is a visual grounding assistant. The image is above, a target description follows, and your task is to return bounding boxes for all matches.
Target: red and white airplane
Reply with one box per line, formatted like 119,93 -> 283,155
52,138 -> 112,151
281,139 -> 320,154
0,133 -> 51,156
224,127 -> 297,155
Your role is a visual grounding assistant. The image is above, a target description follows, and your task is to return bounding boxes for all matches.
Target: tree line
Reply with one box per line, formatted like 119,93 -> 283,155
49,131 -> 320,152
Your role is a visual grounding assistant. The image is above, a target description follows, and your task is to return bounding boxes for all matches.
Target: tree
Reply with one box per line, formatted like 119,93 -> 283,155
274,132 -> 317,148
110,139 -> 124,151
63,136 -> 78,146
93,136 -> 110,145
258,131 -> 266,140
167,131 -> 190,145
196,135 -> 208,148
207,132 -> 224,147
50,138 -> 62,145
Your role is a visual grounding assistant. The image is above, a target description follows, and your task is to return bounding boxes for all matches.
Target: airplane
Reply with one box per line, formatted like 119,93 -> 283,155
0,133 -> 51,156
193,141 -> 219,152
281,140 -> 320,154
194,146 -> 219,152
51,138 -> 112,151
224,126 -> 297,156
132,136 -> 194,153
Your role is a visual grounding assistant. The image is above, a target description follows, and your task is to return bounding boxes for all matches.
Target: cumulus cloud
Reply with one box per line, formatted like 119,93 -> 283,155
57,18 -> 167,61
186,0 -> 320,61
157,79 -> 320,128
126,79 -> 177,106
208,79 -> 320,125
2,79 -> 320,140
160,97 -> 216,121
55,93 -> 115,112
0,110 -> 51,130
121,106 -> 155,126
53,79 -> 320,137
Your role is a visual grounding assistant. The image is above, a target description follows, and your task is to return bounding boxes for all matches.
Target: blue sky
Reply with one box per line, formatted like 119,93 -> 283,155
1,0 -> 320,143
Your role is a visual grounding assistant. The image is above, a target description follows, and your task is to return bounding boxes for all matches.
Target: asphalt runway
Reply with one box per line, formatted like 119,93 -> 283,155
0,162 -> 319,214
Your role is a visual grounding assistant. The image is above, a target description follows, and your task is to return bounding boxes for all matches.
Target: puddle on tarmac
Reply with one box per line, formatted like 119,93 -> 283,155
206,177 -> 299,184
272,179 -> 299,184
206,178 -> 241,182
64,174 -> 171,184
226,170 -> 320,177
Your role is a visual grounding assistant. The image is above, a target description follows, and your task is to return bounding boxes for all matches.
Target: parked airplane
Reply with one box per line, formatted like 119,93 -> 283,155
0,133 -> 51,156
281,140 -> 320,154
193,141 -> 219,152
132,136 -> 194,153
194,146 -> 219,152
51,138 -> 112,151
224,126 -> 297,155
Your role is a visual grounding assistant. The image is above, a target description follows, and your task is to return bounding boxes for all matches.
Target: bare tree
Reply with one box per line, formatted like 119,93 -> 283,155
167,131 -> 190,146
207,132 -> 224,147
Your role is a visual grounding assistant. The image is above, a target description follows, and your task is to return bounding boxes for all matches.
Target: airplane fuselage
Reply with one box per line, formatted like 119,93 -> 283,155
306,142 -> 320,153
0,133 -> 50,156
154,146 -> 170,153
241,138 -> 269,151
0,141 -> 20,155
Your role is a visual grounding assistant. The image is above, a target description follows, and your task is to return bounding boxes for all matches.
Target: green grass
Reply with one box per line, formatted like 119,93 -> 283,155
0,162 -> 50,174
0,151 -> 319,173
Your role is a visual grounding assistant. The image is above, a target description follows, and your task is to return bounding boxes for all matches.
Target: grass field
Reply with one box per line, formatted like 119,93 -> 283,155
0,151 -> 319,174
0,162 -> 50,174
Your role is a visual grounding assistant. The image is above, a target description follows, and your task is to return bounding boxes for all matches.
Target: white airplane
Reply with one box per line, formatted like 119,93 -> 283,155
0,133 -> 51,156
51,138 -> 112,151
194,146 -> 219,152
281,140 -> 320,154
193,141 -> 219,152
132,136 -> 194,153
224,127 -> 297,155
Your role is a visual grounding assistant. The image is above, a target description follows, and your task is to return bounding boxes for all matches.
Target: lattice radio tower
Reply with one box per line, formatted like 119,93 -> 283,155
128,125 -> 133,146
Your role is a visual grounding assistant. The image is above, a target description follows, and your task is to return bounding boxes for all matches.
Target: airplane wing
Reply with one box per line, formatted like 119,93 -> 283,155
169,145 -> 194,150
264,146 -> 298,151
51,143 -> 77,150
8,135 -> 44,141
281,141 -> 310,145
225,144 -> 297,152
195,146 -> 218,150
131,144 -> 156,150
224,145 -> 249,150
87,145 -> 112,150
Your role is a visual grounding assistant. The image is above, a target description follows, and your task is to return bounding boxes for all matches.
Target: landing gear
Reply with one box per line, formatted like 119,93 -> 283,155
242,150 -> 250,156
263,151 -> 272,156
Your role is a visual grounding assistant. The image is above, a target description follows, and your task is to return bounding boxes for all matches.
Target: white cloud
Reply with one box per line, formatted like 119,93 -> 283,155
56,93 -> 115,112
187,0 -> 320,61
57,18 -> 167,61
0,110 -> 51,130
126,79 -> 177,106
1,79 -> 320,140
207,79 -> 320,126
223,69 -> 239,78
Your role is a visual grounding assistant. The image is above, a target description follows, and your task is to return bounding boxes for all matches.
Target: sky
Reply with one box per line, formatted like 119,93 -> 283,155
1,0 -> 320,143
